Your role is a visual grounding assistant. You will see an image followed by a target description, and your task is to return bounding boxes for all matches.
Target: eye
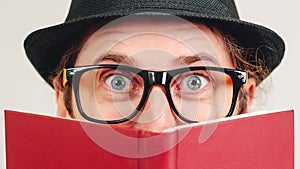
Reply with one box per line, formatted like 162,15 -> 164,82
181,75 -> 209,91
105,75 -> 131,91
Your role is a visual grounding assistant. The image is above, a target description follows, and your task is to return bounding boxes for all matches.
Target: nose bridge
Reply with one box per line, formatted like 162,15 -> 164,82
132,74 -> 177,130
147,71 -> 167,85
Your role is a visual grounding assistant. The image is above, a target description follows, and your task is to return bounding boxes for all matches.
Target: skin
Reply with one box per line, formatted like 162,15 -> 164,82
54,16 -> 256,131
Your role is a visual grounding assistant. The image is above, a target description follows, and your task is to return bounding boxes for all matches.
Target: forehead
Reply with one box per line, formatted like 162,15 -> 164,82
76,16 -> 231,68
96,16 -> 208,34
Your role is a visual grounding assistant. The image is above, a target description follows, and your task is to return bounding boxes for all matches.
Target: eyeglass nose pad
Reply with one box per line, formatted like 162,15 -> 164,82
133,86 -> 177,129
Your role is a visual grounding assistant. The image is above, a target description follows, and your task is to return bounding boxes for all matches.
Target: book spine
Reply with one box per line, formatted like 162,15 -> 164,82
137,130 -> 178,169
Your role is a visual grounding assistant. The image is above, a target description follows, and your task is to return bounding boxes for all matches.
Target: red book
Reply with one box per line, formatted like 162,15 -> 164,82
5,109 -> 294,169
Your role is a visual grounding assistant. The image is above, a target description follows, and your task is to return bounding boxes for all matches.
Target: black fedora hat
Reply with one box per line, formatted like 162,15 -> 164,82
24,0 -> 285,86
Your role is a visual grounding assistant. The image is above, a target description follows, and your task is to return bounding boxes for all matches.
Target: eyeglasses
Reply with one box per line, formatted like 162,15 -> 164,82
64,64 -> 247,124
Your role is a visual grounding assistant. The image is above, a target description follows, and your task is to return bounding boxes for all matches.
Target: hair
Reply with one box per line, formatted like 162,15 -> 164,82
51,43 -> 81,118
50,19 -> 270,117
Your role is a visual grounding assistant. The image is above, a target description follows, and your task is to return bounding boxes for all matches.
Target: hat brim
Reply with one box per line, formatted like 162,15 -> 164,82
24,9 -> 285,87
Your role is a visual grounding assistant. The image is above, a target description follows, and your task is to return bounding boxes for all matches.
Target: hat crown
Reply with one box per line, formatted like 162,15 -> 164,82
66,0 -> 239,21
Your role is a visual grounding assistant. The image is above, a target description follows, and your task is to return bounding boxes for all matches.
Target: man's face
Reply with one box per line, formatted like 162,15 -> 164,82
63,16 -> 249,131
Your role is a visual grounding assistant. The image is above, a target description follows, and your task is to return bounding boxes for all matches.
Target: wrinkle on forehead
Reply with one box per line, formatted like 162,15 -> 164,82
76,16 -> 232,68
88,16 -> 210,42
98,16 -> 201,33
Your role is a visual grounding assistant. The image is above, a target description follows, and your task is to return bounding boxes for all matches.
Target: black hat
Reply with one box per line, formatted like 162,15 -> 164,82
24,0 -> 285,86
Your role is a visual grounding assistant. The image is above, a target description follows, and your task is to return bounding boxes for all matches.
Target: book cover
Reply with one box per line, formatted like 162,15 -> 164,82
5,109 -> 294,169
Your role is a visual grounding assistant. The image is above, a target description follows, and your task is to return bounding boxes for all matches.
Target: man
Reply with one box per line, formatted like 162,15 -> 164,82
24,0 -> 285,131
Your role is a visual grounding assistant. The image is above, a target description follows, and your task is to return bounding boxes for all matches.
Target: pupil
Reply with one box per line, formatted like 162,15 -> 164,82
116,80 -> 122,86
111,76 -> 126,90
191,80 -> 197,86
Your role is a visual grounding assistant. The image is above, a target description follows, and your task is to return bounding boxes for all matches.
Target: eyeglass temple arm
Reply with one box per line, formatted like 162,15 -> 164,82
63,68 -> 75,87
239,71 -> 248,88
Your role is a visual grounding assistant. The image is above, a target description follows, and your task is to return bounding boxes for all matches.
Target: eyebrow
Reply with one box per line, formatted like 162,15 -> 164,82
93,53 -> 135,65
93,52 -> 220,66
173,53 -> 221,66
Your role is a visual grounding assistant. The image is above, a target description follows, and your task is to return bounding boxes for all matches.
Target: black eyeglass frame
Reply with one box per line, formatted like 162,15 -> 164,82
65,64 -> 247,124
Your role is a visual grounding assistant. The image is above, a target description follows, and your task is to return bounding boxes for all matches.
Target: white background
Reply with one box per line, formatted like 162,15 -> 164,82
0,0 -> 299,168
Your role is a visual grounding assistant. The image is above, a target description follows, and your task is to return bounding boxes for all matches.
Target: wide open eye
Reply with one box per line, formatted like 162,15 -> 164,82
180,74 -> 209,92
105,74 -> 131,91
186,75 -> 206,90
105,75 -> 130,90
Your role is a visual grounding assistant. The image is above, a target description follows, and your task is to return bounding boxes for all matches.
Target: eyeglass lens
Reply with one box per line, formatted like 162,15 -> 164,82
77,67 -> 233,122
